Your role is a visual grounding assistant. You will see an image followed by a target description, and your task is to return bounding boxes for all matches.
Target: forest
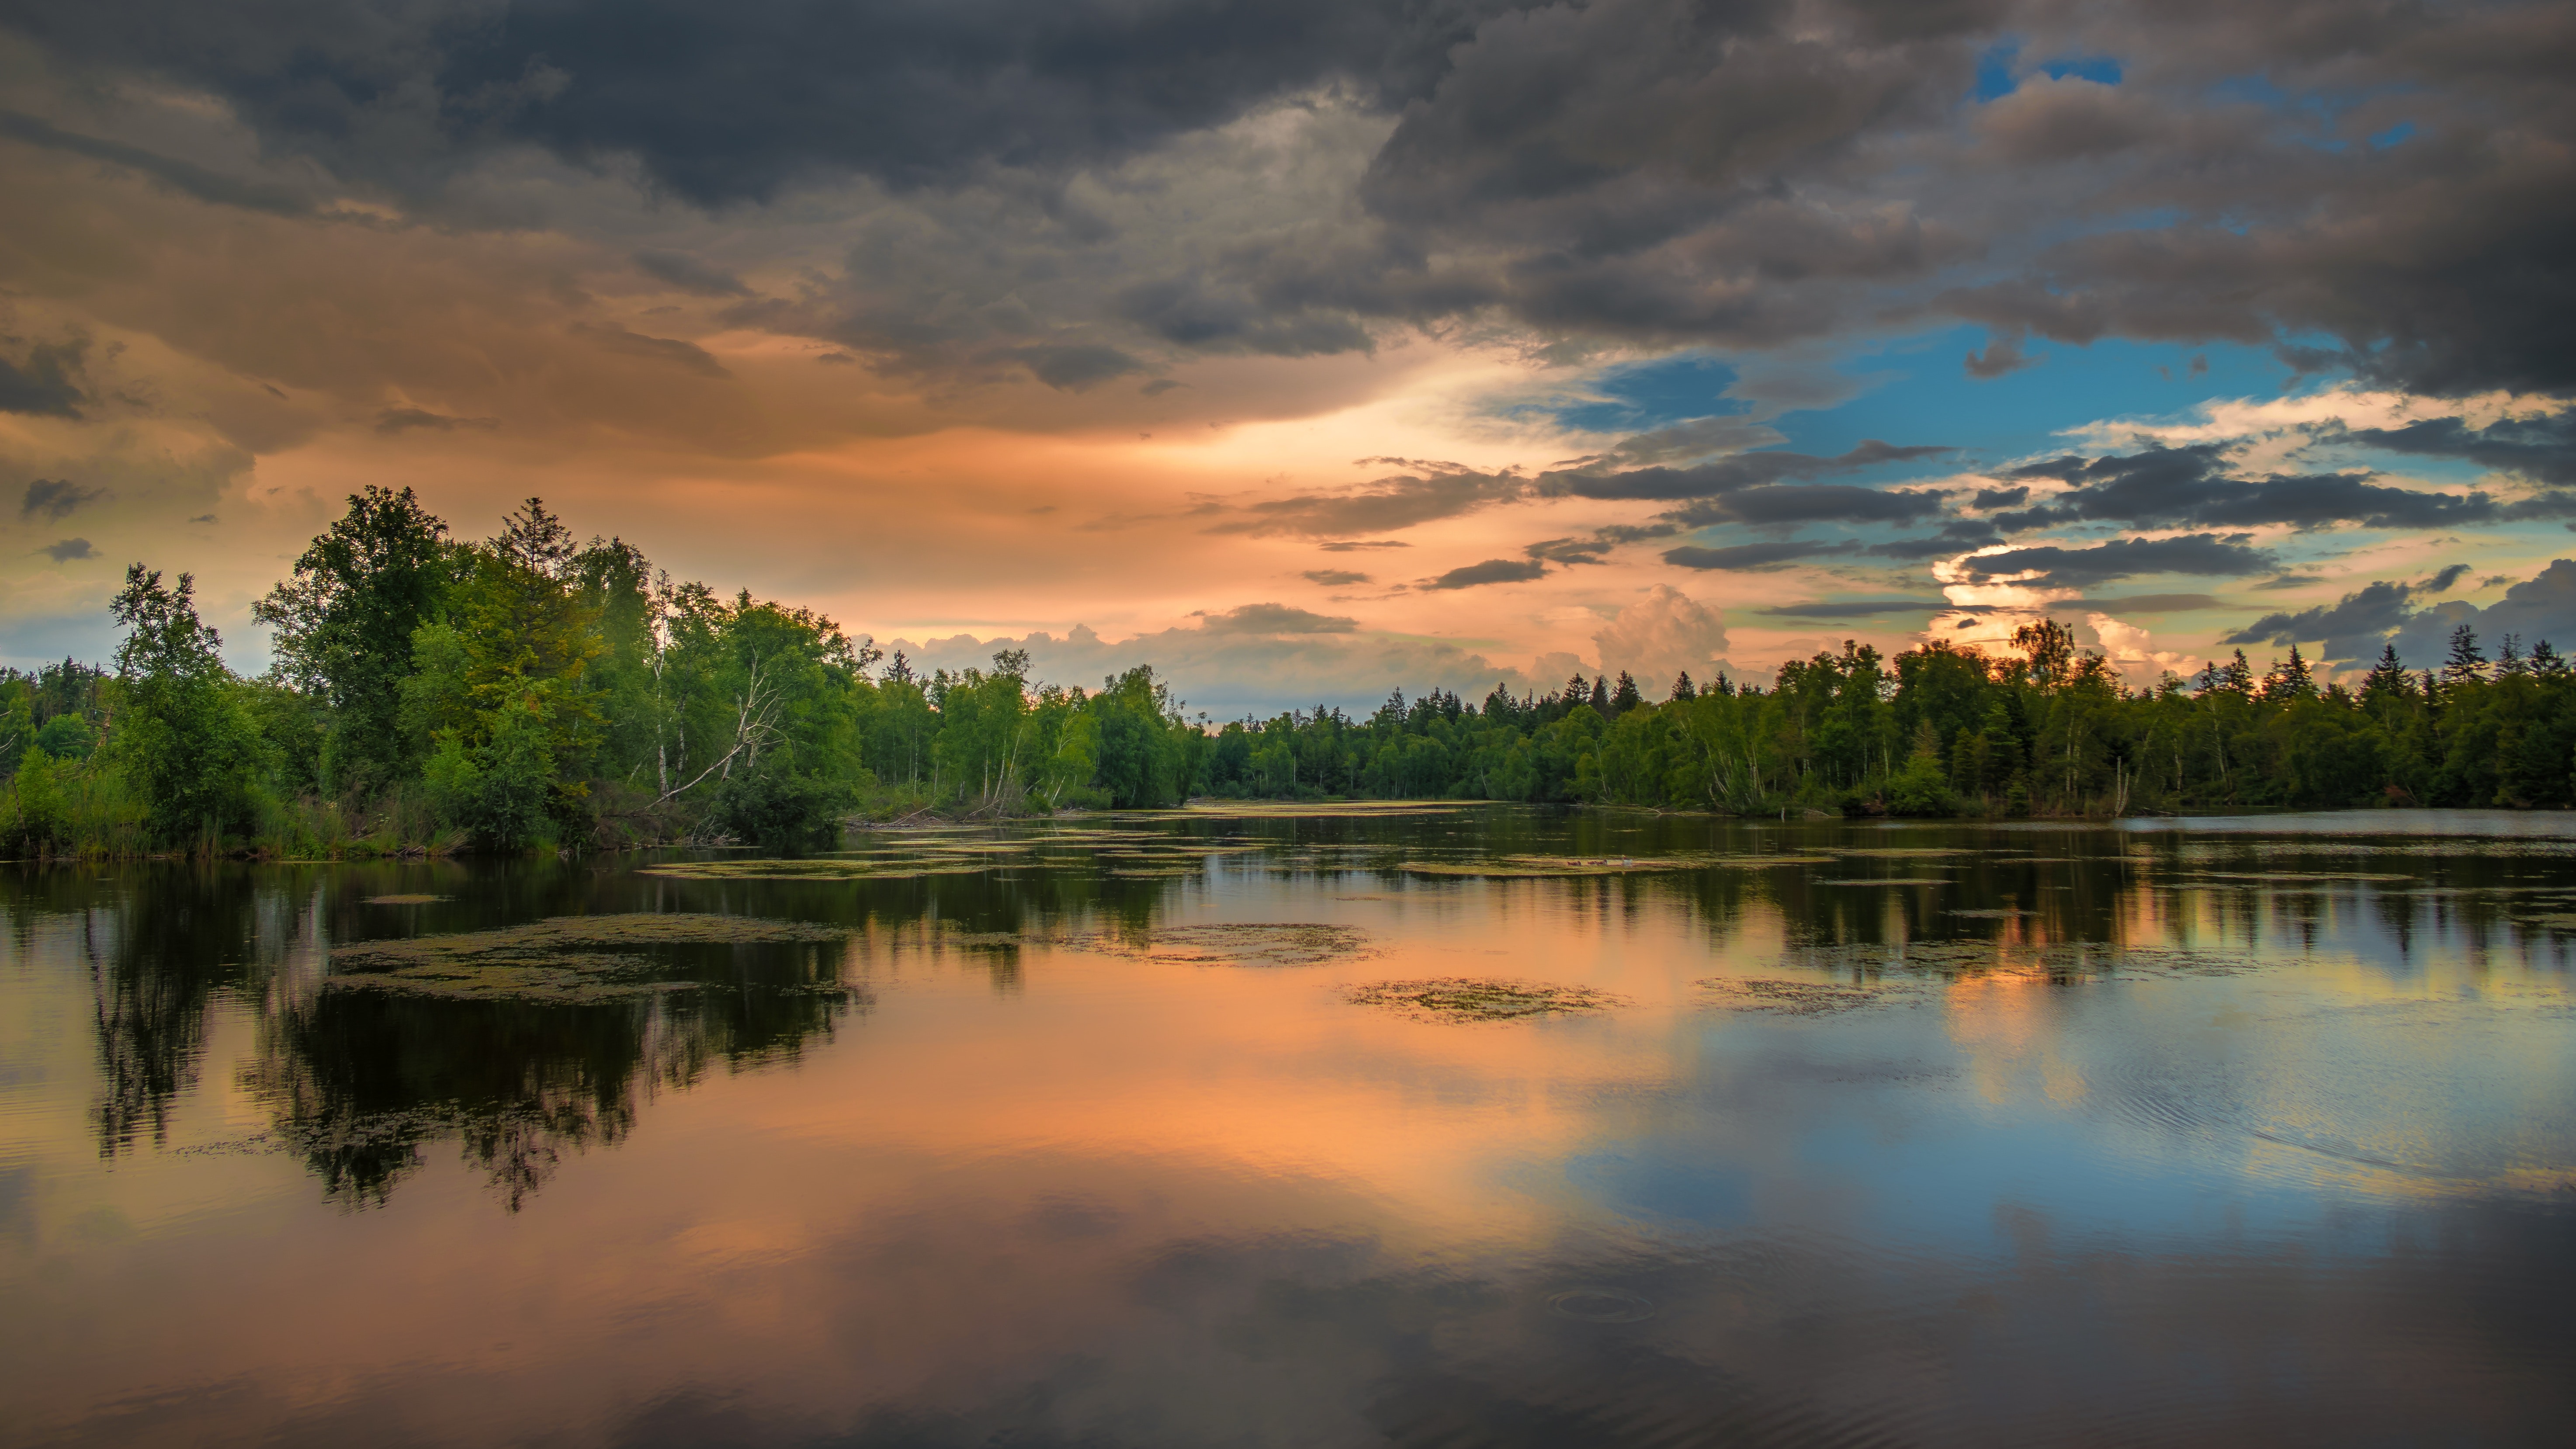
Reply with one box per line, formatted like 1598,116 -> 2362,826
4,486 -> 2574,856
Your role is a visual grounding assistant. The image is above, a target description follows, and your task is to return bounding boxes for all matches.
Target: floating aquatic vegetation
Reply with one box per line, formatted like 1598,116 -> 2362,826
1157,801 -> 1467,819
1766,940 -> 2259,980
1066,922 -> 1373,967
1699,977 -> 1929,1015
1345,977 -> 1627,1022
364,894 -> 447,905
639,857 -> 988,881
329,913 -> 848,1000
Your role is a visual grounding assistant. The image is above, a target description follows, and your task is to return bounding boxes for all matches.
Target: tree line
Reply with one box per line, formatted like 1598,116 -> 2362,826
5,487 -> 2573,855
1208,617 -> 2576,818
1,489 -> 1204,855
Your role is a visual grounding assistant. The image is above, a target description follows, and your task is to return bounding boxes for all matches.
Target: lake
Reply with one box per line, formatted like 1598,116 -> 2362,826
3,805 -> 2571,1446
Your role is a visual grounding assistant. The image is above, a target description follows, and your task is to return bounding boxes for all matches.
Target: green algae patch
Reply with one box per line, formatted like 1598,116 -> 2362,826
1699,977 -> 1930,1015
328,912 -> 849,1000
1067,922 -> 1373,967
1345,977 -> 1627,1023
364,894 -> 447,905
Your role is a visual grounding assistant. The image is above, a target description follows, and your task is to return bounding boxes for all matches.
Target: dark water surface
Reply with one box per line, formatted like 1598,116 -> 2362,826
3,806 -> 2571,1447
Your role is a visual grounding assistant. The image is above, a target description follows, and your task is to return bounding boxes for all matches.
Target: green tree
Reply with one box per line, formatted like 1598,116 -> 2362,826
253,486 -> 455,794
106,566 -> 266,842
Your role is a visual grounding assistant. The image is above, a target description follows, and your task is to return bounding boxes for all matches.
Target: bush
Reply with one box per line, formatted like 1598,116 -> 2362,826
1886,751 -> 1957,817
424,705 -> 557,850
704,763 -> 848,853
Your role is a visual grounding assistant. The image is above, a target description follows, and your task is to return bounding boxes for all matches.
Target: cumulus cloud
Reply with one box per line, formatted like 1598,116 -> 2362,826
39,537 -> 93,561
1591,584 -> 1730,687
2222,563 -> 2475,665
885,619 -> 1546,721
1300,568 -> 1370,586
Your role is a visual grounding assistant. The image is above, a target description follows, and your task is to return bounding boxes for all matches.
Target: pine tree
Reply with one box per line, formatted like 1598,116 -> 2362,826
1609,671 -> 1642,712
2262,645 -> 2315,700
2221,650 -> 2256,695
2532,640 -> 2568,678
2442,624 -> 2487,686
1669,671 -> 1697,702
2497,633 -> 2528,676
1588,676 -> 1610,713
2361,644 -> 2416,710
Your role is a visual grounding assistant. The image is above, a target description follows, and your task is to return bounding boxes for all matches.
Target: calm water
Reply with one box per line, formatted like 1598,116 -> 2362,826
3,806 -> 2571,1447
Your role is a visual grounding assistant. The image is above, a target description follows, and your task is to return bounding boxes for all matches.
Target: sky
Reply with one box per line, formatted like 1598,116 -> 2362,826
1,0 -> 2571,719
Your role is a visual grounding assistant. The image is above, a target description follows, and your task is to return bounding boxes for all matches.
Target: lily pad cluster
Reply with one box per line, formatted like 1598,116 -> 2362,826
1344,977 -> 1627,1022
329,912 -> 849,1000
1066,922 -> 1373,967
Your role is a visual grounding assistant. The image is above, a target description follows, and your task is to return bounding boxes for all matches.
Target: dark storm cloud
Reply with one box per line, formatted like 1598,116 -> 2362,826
1,1 -> 1523,206
2222,565 -> 2470,651
1213,463 -> 1525,538
1522,537 -> 1612,565
2383,560 -> 2576,666
3,2 -> 2567,398
1663,539 -> 1859,572
2000,446 -> 2514,531
0,108 -> 312,216
2339,412 -> 2576,486
997,343 -> 1145,392
1662,482 -> 1948,528
2215,559 -> 2576,669
374,408 -> 496,435
1196,602 -> 1359,634
634,250 -> 751,298
1422,557 -> 1548,589
20,478 -> 105,521
1540,441 -> 1952,503
0,337 -> 88,418
568,323 -> 731,378
1952,534 -> 2273,588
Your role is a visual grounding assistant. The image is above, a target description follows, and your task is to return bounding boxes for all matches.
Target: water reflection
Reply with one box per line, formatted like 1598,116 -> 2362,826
1,809 -> 2571,1446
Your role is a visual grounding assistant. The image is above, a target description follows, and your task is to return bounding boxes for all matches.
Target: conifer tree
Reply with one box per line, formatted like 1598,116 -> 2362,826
2443,624 -> 2488,687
